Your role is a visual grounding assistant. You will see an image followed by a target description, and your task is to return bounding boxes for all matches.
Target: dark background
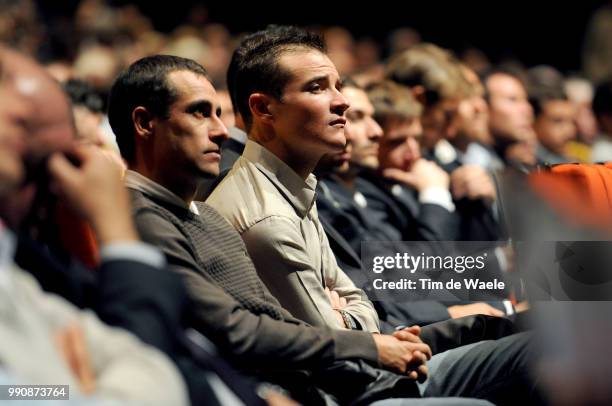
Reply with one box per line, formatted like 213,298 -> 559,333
35,0 -> 609,73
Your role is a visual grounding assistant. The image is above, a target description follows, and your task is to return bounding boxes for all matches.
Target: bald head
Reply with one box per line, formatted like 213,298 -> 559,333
0,46 -> 75,163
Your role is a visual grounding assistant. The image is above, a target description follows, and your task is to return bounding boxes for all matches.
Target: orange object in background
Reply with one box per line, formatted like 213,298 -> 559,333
528,163 -> 612,232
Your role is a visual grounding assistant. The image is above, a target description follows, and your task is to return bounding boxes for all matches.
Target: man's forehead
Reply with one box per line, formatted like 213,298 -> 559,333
167,70 -> 216,100
489,74 -> 524,94
343,87 -> 374,114
279,50 -> 338,80
543,99 -> 575,114
385,119 -> 421,139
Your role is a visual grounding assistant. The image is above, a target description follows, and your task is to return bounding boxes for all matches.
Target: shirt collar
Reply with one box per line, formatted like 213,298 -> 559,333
242,140 -> 317,218
125,170 -> 199,215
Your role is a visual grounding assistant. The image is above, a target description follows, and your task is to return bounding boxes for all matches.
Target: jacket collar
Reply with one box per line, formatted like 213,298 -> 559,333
125,170 -> 199,215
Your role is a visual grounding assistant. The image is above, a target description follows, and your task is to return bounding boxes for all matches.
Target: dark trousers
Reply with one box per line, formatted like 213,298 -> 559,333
420,332 -> 544,405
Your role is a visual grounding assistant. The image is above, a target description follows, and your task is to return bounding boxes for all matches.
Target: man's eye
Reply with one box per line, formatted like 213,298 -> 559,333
192,108 -> 210,118
347,112 -> 364,121
309,83 -> 322,92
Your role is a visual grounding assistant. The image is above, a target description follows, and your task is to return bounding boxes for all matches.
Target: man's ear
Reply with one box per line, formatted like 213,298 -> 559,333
132,106 -> 155,140
411,85 -> 427,106
248,93 -> 274,125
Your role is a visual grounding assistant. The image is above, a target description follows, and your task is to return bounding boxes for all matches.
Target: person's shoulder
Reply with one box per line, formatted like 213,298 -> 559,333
128,187 -> 153,211
207,158 -> 294,231
355,171 -> 389,197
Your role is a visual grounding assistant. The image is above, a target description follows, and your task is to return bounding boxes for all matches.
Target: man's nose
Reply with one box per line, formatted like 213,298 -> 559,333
406,137 -> 421,160
344,121 -> 353,142
367,116 -> 383,141
332,89 -> 350,116
210,115 -> 229,142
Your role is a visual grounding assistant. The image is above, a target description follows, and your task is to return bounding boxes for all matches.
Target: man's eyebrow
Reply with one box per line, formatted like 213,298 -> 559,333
306,74 -> 330,84
186,100 -> 213,113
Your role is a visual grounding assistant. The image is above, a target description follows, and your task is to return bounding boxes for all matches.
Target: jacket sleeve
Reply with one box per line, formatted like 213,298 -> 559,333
15,268 -> 188,406
241,213 -> 380,333
95,256 -> 189,357
133,207 -> 379,370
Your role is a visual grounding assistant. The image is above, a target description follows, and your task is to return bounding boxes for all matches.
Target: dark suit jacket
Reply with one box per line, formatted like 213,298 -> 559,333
316,175 -> 453,327
355,170 -> 458,242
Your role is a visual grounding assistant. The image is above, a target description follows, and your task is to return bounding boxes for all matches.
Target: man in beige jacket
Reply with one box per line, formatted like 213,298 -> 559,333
207,26 -> 380,333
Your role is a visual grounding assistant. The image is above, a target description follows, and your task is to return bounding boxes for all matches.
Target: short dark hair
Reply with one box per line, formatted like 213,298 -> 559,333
593,80 -> 612,118
108,55 -> 208,163
232,25 -> 326,129
64,79 -> 104,113
529,86 -> 568,117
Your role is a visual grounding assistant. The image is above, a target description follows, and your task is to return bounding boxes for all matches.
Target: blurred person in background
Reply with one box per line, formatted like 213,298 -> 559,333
385,45 -> 501,241
483,68 -> 537,169
324,26 -> 357,76
564,76 -> 599,162
73,45 -> 121,104
64,79 -> 107,147
591,80 -> 612,162
526,66 -> 576,164
460,47 -> 492,78
453,64 -> 505,172
531,88 -> 577,165
386,43 -> 464,169
582,0 -> 612,84
386,27 -> 421,58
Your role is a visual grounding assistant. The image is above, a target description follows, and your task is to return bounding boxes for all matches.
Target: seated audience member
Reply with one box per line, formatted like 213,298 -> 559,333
563,77 -> 598,162
0,45 -> 188,406
453,64 -> 505,172
385,44 -> 465,171
382,46 -> 502,242
531,87 -> 577,165
356,80 -> 458,241
208,25 -> 537,405
208,45 -> 380,333
482,68 -> 538,170
591,80 -> 612,162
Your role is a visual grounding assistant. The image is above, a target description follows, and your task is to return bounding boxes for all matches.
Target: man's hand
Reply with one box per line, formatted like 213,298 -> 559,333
392,325 -> 430,382
325,287 -> 348,328
372,333 -> 431,381
48,144 -> 138,245
450,165 -> 496,203
54,322 -> 96,394
447,302 -> 505,318
393,325 -> 423,344
383,159 -> 449,192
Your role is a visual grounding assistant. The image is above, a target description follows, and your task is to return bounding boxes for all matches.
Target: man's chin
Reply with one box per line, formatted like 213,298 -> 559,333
333,160 -> 350,173
195,165 -> 221,180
